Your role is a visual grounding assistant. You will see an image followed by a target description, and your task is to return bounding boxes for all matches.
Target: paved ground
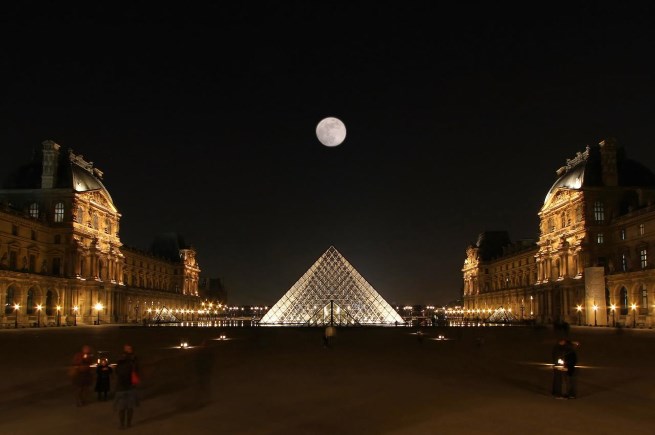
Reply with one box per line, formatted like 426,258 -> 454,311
0,323 -> 654,434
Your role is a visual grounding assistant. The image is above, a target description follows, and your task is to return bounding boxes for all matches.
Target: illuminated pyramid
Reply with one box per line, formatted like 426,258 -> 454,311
260,246 -> 405,326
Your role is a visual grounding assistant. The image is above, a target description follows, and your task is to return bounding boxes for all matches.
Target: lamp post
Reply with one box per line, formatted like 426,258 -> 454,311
593,304 -> 598,327
631,303 -> 637,328
14,303 -> 20,328
36,304 -> 42,327
610,304 -> 616,327
73,305 -> 78,326
95,302 -> 103,325
576,305 -> 582,326
56,305 -> 61,327
530,295 -> 534,318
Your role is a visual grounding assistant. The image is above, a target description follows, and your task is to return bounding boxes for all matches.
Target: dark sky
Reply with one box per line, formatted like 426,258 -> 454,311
2,2 -> 655,306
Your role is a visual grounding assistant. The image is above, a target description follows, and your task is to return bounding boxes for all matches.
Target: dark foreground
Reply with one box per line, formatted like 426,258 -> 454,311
0,324 -> 653,434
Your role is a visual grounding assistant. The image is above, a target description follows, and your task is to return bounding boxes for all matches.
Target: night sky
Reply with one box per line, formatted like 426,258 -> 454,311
2,2 -> 655,306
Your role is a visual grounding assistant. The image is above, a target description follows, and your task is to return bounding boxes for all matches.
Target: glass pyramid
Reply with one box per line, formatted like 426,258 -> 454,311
260,246 -> 405,326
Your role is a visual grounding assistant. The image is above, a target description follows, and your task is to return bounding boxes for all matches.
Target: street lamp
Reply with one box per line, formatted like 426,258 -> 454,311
576,305 -> 582,326
95,302 -> 103,325
56,305 -> 61,326
13,303 -> 20,328
36,304 -> 42,327
593,304 -> 598,326
73,305 -> 78,326
631,303 -> 637,328
610,304 -> 616,327
529,296 -> 534,317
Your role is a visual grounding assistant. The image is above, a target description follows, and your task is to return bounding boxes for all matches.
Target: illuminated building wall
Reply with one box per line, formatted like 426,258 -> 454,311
0,140 -> 200,326
463,138 -> 655,327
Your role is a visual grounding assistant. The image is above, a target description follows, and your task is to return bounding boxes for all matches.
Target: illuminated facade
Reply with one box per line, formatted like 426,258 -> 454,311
463,138 -> 655,327
0,140 -> 200,326
260,246 -> 404,326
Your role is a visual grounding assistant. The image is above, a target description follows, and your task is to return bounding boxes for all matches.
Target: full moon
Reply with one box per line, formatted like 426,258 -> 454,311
316,117 -> 346,147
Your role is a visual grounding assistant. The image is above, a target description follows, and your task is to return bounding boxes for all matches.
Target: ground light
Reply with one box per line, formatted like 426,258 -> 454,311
73,306 -> 78,326
593,304 -> 598,326
631,303 -> 637,327
56,305 -> 61,326
610,304 -> 616,327
576,305 -> 582,326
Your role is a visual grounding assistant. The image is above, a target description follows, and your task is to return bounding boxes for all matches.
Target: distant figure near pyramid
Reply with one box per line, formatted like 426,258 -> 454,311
260,246 -> 405,326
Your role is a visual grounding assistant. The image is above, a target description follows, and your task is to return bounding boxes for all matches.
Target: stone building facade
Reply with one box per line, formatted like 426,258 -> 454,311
0,140 -> 200,326
463,138 -> 655,327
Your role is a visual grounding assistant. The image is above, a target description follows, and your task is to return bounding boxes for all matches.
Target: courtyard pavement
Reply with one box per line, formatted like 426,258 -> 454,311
0,323 -> 653,434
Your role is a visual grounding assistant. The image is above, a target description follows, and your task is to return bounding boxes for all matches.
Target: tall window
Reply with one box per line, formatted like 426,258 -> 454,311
621,253 -> 628,272
92,213 -> 99,229
593,201 -> 604,223
640,248 -> 648,269
548,217 -> 555,232
597,233 -> 604,244
54,202 -> 65,222
620,228 -> 626,240
4,287 -> 15,315
29,202 -> 39,218
620,287 -> 628,315
76,206 -> 83,223
576,205 -> 583,222
26,289 -> 35,314
641,286 -> 648,315
639,223 -> 645,236
52,258 -> 61,275
45,290 -> 54,315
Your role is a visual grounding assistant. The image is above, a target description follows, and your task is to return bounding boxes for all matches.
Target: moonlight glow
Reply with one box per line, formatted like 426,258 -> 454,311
316,117 -> 346,147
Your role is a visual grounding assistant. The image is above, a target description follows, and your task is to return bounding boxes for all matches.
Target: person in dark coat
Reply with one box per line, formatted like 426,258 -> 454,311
552,338 -> 579,399
95,358 -> 113,401
114,344 -> 139,429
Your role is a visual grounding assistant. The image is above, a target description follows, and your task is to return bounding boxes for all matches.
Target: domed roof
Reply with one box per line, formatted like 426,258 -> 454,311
2,142 -> 115,205
544,142 -> 655,204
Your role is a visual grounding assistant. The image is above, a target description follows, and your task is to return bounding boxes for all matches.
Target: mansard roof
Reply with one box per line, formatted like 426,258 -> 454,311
544,141 -> 655,204
2,141 -> 114,204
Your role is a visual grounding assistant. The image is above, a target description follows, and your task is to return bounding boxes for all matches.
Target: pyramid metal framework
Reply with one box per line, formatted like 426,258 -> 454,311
260,246 -> 405,326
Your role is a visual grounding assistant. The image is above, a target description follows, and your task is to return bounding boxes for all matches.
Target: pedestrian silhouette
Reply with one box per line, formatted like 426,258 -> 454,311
70,345 -> 94,406
114,344 -> 139,429
95,357 -> 113,401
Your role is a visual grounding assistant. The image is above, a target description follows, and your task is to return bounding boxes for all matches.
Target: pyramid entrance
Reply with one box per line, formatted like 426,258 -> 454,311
260,246 -> 405,326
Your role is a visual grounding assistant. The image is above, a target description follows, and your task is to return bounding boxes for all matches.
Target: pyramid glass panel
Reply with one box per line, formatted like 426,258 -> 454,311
260,246 -> 405,326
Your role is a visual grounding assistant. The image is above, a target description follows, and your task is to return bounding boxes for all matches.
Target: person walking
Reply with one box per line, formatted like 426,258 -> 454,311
95,357 -> 113,401
114,344 -> 140,429
70,345 -> 94,406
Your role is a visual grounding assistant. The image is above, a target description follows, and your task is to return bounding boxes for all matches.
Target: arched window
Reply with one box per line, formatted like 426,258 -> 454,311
26,289 -> 35,314
620,287 -> 628,315
29,202 -> 39,219
45,290 -> 54,315
54,202 -> 65,222
4,287 -> 15,315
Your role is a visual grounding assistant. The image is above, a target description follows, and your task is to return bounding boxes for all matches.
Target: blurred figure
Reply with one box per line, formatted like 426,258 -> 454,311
552,338 -> 578,399
95,358 -> 113,401
324,325 -> 337,348
70,345 -> 94,406
114,344 -> 139,429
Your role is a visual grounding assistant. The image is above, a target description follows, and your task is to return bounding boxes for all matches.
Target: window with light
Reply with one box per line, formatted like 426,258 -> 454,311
640,249 -> 647,269
54,202 -> 64,222
593,201 -> 604,223
29,203 -> 39,219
